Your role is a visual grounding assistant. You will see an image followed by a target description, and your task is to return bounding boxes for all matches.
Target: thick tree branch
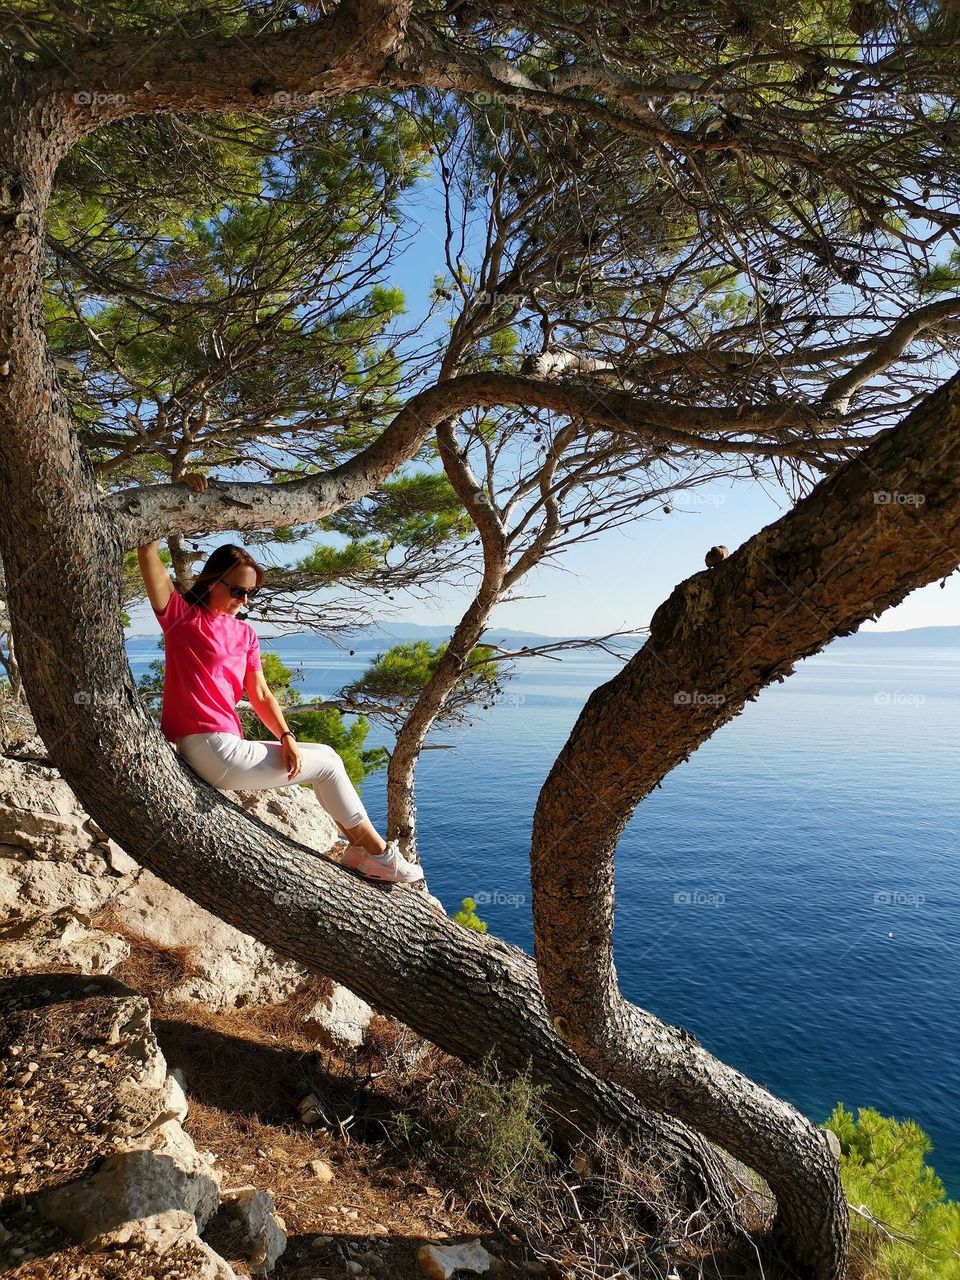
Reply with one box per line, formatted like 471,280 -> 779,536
104,372 -> 843,547
819,297 -> 960,415
531,369 -> 960,1278
38,0 -> 413,138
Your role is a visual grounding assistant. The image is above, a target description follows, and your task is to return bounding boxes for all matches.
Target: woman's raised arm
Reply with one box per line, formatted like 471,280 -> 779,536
136,475 -> 207,615
137,539 -> 174,615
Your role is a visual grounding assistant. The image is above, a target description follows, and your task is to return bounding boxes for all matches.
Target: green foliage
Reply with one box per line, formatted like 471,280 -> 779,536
237,652 -> 386,789
44,86 -> 425,483
916,249 -> 960,296
296,539 -> 389,583
445,1052 -> 552,1198
348,640 -> 498,701
824,1103 -> 960,1278
453,897 -> 488,933
319,471 -> 473,552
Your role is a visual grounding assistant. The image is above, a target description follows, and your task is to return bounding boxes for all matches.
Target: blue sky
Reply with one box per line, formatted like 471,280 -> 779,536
128,173 -> 960,638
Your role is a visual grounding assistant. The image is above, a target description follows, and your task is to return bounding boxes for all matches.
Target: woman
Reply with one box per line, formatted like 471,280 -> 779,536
137,473 -> 423,886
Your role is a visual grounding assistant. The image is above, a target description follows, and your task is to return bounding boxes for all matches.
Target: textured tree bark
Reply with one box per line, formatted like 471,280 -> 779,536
385,581 -> 504,852
531,369 -> 960,1279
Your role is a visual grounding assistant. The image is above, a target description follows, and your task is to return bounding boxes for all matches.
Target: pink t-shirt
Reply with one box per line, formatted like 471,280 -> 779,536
154,588 -> 262,743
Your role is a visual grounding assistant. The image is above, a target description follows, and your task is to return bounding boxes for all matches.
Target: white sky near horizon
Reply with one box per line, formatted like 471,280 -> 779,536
126,172 -> 960,639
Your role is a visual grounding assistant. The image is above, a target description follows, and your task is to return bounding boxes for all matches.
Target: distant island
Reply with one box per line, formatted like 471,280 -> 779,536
125,621 -> 960,653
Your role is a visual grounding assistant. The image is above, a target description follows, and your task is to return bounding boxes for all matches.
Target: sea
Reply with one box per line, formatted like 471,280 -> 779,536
126,633 -> 960,1196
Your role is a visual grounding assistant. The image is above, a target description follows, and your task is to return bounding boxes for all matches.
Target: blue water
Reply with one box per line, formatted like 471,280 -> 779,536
128,638 -> 960,1194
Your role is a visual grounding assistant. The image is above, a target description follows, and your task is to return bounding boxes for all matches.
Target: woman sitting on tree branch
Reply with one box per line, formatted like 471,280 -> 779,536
137,473 -> 423,886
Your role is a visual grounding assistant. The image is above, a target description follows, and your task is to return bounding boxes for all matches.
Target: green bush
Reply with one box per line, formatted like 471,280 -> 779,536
824,1103 -> 960,1278
453,896 -> 488,933
445,1051 -> 552,1199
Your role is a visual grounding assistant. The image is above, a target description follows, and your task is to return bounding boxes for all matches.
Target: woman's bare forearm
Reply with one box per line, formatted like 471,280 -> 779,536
253,693 -> 292,741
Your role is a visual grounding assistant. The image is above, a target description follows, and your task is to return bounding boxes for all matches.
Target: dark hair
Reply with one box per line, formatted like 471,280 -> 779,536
183,543 -> 265,610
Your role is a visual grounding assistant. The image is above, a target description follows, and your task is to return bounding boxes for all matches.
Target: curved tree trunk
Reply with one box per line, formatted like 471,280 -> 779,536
385,412 -> 508,854
0,508 -> 750,1236
385,584 -> 503,853
531,370 -> 960,1279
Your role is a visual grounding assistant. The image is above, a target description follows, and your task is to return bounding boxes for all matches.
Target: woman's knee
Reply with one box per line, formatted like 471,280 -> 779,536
306,742 -> 342,772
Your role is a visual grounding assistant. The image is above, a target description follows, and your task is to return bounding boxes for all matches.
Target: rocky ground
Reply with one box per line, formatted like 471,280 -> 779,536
0,721 -> 519,1280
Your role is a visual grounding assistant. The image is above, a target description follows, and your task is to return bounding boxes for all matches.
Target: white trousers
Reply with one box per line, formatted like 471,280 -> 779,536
176,731 -> 367,829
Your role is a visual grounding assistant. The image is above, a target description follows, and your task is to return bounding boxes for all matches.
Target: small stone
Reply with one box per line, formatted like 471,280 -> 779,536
218,1187 -> 286,1274
309,1159 -> 335,1182
416,1240 -> 494,1280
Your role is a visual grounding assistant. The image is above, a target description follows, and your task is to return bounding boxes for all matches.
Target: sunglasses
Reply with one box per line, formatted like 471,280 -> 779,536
224,583 -> 260,600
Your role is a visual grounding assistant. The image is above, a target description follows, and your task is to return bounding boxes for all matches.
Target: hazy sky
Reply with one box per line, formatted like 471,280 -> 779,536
127,176 -> 960,638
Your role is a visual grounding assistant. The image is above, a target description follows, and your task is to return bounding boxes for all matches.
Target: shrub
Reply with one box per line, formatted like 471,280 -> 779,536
444,1051 -> 552,1199
453,896 -> 488,933
824,1103 -> 960,1279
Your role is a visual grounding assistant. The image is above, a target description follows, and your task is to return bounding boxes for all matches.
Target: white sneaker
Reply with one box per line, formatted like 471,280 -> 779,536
340,839 -> 425,885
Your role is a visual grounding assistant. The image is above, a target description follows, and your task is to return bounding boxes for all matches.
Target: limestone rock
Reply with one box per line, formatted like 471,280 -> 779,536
0,738 -> 386,1040
38,1117 -> 222,1241
0,976 -> 243,1278
0,745 -> 142,917
0,908 -> 129,977
297,1091 -> 328,1125
303,981 -> 373,1049
0,754 -> 342,1009
94,1206 -> 197,1251
210,1186 -> 287,1275
417,1240 -> 495,1279
231,784 -> 339,855
155,1067 -> 190,1127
